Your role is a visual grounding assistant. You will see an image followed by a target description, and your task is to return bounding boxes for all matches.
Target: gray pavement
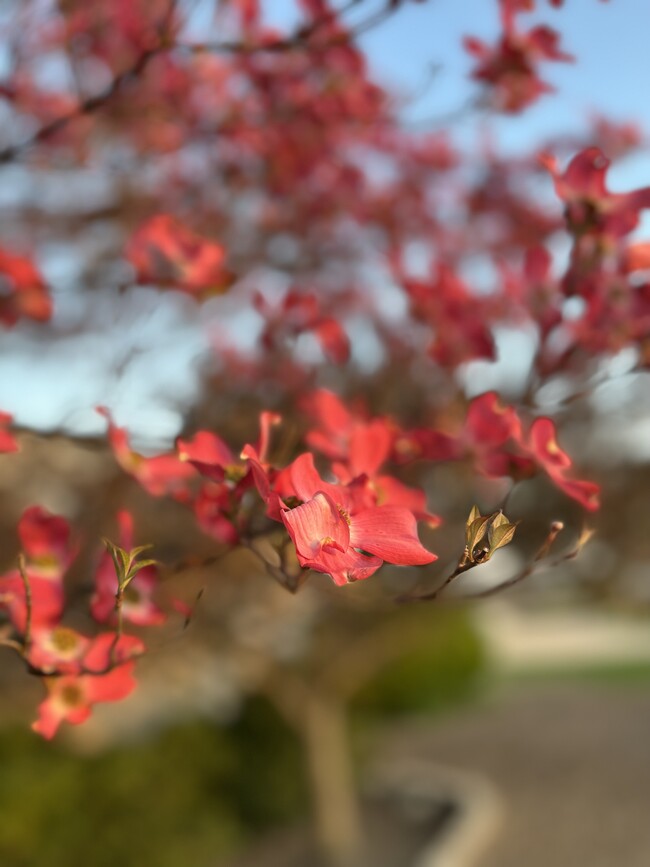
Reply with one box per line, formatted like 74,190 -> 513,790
380,681 -> 650,867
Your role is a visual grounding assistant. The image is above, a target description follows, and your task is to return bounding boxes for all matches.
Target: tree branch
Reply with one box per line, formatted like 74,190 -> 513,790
0,0 -> 402,165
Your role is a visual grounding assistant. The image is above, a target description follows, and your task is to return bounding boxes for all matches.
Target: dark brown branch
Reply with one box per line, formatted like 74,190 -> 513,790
0,0 -> 401,165
184,0 -> 367,54
0,43 -> 165,164
462,521 -> 569,600
395,557 -> 475,604
399,521 -> 568,605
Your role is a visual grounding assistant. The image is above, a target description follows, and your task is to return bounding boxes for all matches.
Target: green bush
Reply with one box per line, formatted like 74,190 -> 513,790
0,698 -> 306,867
0,613 -> 483,866
352,610 -> 484,717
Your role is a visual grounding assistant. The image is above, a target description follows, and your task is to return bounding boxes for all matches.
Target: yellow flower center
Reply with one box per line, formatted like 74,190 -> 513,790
61,683 -> 84,707
51,627 -> 79,654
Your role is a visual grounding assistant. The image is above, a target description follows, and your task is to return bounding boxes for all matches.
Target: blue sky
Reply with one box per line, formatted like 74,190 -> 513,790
360,0 -> 650,154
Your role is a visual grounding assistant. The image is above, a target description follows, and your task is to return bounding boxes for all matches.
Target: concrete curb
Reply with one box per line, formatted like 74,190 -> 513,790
370,760 -> 504,867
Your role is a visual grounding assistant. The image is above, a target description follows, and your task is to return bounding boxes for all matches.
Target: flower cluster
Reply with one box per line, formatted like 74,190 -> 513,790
0,506 -> 151,738
465,0 -> 573,113
0,379 -> 603,738
0,0 -> 641,750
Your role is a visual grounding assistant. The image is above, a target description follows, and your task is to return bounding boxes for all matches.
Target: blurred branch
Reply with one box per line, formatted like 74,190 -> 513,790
0,42 -> 165,165
17,554 -> 32,652
396,519 -> 578,605
465,522 -> 588,601
183,0 -> 368,54
0,0 -> 404,166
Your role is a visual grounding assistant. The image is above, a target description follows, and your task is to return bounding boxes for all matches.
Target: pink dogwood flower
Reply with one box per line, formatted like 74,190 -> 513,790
0,411 -> 18,453
541,147 -> 650,243
98,407 -> 196,500
280,454 -> 436,585
0,506 -> 75,633
32,633 -> 143,739
27,625 -> 91,675
526,417 -> 600,511
465,1 -> 572,113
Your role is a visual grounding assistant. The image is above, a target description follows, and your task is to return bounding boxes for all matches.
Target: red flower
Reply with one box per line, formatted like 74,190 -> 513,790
292,393 -> 441,526
19,506 -> 75,579
0,506 -> 76,634
465,2 -> 572,113
254,289 -> 350,365
126,214 -> 233,299
455,394 -> 599,510
0,412 -> 18,453
280,454 -> 436,585
31,633 -> 144,739
464,391 -> 522,449
27,625 -> 91,675
541,147 -> 650,242
399,262 -> 496,368
282,491 -> 382,585
624,242 -> 650,274
303,389 -> 394,480
0,247 -> 52,327
461,392 -> 534,480
369,475 -> 442,530
177,431 -> 236,482
0,570 -> 64,633
181,412 -> 281,541
98,407 -> 196,500
180,411 -> 279,483
192,483 -> 241,545
526,417 -> 600,510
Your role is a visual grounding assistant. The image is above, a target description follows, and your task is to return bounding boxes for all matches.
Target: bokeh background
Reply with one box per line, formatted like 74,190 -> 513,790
1,1 -> 650,865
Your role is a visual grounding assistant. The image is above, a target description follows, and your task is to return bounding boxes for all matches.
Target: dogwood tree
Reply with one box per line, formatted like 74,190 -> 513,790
0,0 -> 648,863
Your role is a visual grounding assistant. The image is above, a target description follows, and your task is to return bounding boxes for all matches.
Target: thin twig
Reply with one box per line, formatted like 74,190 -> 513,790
454,521 -> 568,600
241,536 -> 306,594
179,586 -> 206,632
109,587 -> 124,668
0,636 -> 26,655
0,0 -> 402,165
399,520 -> 568,604
17,554 -> 33,651
0,43 -> 163,164
395,552 -> 475,604
184,0 -> 367,54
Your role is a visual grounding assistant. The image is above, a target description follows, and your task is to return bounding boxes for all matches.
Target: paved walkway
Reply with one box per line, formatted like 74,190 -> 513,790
381,681 -> 650,867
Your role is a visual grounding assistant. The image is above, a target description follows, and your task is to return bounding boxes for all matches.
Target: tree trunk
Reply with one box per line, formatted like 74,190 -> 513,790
302,690 -> 365,867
